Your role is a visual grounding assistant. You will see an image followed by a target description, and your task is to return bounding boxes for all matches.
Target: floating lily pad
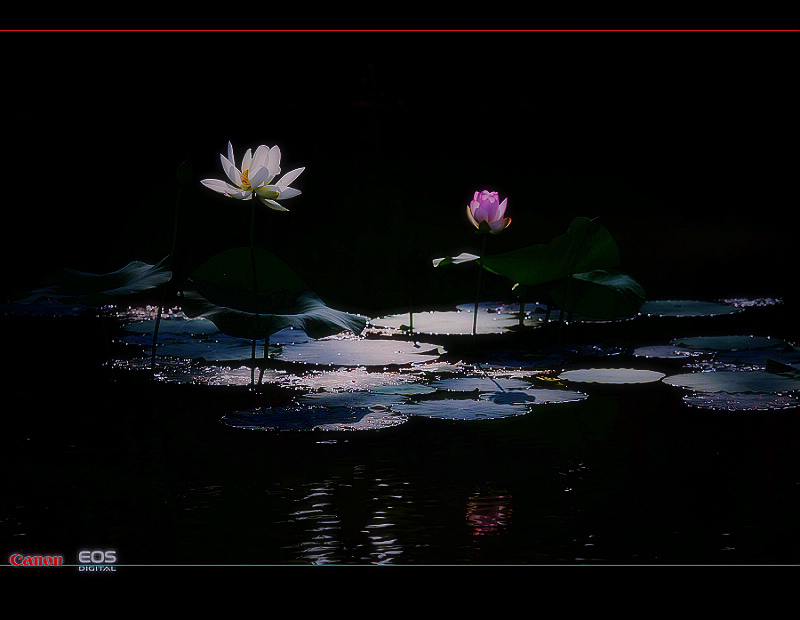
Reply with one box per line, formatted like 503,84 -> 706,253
201,367 -> 286,386
632,344 -> 708,360
297,391 -> 408,409
671,335 -> 788,351
368,384 -> 437,395
714,347 -> 800,367
112,357 -> 288,385
390,387 -> 586,420
120,318 -> 256,360
140,321 -> 310,346
455,302 -> 524,314
429,376 -> 533,393
156,337 -> 267,362
121,317 -> 222,341
276,337 -> 445,367
558,368 -> 666,384
491,388 -> 588,406
477,343 -> 627,370
371,310 -> 542,335
313,409 -> 410,431
721,298 -> 783,308
476,349 -> 570,369
390,395 -> 529,420
1,298 -> 96,317
221,384 -> 415,432
682,392 -> 800,411
662,335 -> 800,369
220,405 -> 408,432
120,318 -> 313,362
281,368 -> 416,392
638,300 -> 743,318
662,370 -> 800,394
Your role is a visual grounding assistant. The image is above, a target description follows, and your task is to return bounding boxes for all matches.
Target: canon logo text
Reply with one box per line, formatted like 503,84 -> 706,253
9,553 -> 64,567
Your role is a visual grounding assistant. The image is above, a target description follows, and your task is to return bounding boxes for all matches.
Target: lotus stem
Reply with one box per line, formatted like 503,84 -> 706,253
472,234 -> 488,337
408,292 -> 414,338
151,174 -> 185,372
249,201 -> 259,387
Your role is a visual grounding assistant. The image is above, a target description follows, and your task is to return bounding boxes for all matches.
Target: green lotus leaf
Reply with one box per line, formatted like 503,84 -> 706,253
546,270 -> 646,320
434,216 -> 620,287
16,258 -> 172,306
180,288 -> 366,341
181,247 -> 366,340
189,247 -> 307,314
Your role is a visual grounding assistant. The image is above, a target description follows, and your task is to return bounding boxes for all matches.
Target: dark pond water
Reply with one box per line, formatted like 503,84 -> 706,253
2,302 -> 799,567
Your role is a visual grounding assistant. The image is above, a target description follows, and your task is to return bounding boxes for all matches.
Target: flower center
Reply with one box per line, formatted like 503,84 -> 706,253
240,169 -> 252,190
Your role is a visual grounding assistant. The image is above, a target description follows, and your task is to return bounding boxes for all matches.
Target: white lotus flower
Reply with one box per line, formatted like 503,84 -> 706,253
201,141 -> 304,211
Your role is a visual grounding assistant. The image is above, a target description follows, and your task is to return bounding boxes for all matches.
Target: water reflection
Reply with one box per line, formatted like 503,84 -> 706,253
282,467 -> 407,564
466,489 -> 512,537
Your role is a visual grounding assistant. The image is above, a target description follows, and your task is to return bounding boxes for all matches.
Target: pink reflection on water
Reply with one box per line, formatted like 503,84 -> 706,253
466,491 -> 512,537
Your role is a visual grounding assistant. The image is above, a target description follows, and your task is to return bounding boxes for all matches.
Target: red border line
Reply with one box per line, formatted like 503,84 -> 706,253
0,28 -> 798,32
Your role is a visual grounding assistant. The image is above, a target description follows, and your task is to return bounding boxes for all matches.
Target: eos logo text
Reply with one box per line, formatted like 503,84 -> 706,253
78,550 -> 117,572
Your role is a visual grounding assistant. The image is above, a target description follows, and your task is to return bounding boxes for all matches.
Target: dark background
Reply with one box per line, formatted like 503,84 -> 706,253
2,29 -> 796,319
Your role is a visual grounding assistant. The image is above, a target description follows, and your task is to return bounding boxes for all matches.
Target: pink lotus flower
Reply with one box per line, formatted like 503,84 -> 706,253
467,190 -> 511,234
